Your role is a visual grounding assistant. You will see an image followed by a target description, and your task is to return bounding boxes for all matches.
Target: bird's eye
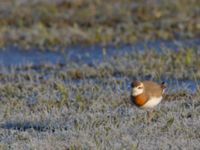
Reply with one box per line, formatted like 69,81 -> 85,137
138,87 -> 143,89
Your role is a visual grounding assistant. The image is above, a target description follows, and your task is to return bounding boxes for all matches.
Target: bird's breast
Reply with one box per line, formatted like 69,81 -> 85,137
132,94 -> 147,107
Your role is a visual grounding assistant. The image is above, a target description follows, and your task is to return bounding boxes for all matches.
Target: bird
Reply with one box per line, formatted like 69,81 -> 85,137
130,80 -> 166,122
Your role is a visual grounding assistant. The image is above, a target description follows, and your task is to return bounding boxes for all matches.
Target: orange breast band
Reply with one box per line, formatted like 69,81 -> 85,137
132,94 -> 147,107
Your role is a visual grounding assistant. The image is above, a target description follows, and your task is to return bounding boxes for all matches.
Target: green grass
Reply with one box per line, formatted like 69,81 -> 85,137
0,0 -> 199,49
0,49 -> 200,149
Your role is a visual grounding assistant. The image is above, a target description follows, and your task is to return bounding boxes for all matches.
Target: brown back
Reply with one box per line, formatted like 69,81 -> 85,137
143,81 -> 163,97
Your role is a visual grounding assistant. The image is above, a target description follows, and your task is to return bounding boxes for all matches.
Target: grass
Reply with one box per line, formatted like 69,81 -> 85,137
0,0 -> 199,49
0,49 -> 200,149
64,48 -> 200,80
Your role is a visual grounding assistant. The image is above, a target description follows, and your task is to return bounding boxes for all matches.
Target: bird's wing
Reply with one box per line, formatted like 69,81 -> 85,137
143,81 -> 163,97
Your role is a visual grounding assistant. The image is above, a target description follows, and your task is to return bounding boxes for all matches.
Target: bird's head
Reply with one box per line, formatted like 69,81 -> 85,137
131,80 -> 144,96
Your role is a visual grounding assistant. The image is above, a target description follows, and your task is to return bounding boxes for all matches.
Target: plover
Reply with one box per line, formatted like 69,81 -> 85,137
130,80 -> 166,122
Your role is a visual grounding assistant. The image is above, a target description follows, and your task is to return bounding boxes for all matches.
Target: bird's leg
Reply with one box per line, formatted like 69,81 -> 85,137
147,109 -> 155,123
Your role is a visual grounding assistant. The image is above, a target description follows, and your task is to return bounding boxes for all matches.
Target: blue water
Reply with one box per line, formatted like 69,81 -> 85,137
0,38 -> 199,66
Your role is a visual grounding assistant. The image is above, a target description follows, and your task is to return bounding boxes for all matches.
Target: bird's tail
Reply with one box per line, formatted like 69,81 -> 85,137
161,81 -> 166,90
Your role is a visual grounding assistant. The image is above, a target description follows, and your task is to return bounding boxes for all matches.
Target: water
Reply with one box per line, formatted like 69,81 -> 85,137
0,38 -> 199,66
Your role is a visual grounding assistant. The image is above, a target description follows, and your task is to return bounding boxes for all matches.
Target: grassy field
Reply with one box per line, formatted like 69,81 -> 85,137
0,0 -> 199,49
0,49 -> 200,149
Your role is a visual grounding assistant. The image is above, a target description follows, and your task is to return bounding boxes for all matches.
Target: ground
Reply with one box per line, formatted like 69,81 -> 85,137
0,49 -> 200,149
